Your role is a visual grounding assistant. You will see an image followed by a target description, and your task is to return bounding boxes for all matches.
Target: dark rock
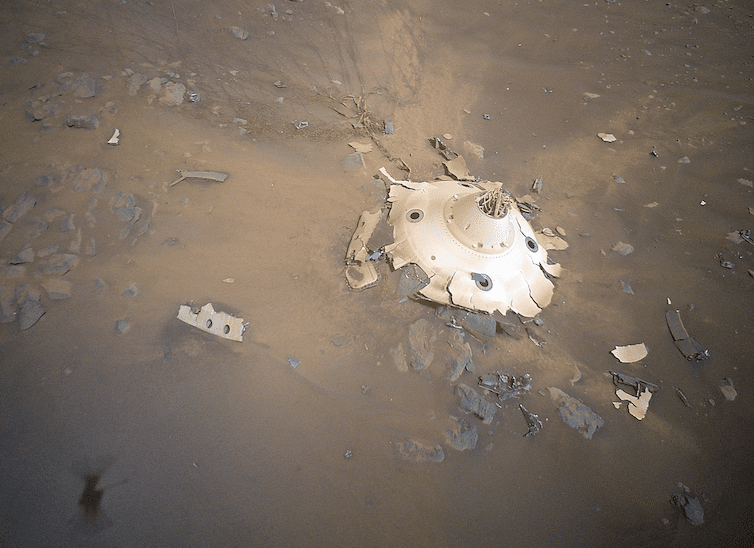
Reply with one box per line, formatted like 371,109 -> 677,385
3,192 -> 37,223
71,168 -> 106,192
445,416 -> 478,451
672,485 -> 704,525
19,294 -> 45,330
42,253 -> 79,275
446,329 -> 474,381
397,440 -> 444,462
65,114 -> 99,129
455,383 -> 497,424
408,318 -> 436,370
547,387 -> 604,439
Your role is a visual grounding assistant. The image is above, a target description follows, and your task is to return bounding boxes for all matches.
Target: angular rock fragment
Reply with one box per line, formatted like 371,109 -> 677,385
0,220 -> 12,243
446,329 -> 474,381
41,279 -> 72,300
71,73 -> 97,98
71,168 -> 106,192
666,309 -> 709,361
445,416 -> 478,450
408,318 -> 436,370
547,387 -> 603,439
455,383 -> 497,424
159,82 -> 186,106
19,293 -> 45,330
42,253 -> 79,275
10,244 -> 34,265
3,192 -> 37,223
126,73 -> 147,95
65,114 -> 99,129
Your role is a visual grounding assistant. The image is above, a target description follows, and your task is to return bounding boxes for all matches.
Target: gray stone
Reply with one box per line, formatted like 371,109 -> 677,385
3,192 -> 37,223
455,383 -> 497,424
111,193 -> 137,220
19,294 -> 45,330
408,318 -> 436,370
115,319 -> 130,334
71,168 -> 106,192
342,152 -> 365,172
673,490 -> 704,525
159,82 -> 186,106
41,279 -> 73,300
25,33 -> 46,43
68,229 -> 82,253
34,173 -> 55,186
10,244 -> 34,265
121,283 -> 137,297
445,416 -> 478,451
446,329 -> 474,381
147,77 -> 165,93
59,213 -> 75,231
86,237 -> 96,256
0,221 -> 12,242
65,114 -> 99,129
397,440 -> 444,463
229,26 -> 250,40
126,73 -> 147,95
71,73 -> 97,98
42,253 -> 79,275
547,387 -> 604,439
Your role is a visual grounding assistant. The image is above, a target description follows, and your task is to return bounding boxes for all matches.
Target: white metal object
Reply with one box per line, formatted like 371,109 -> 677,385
177,302 -> 245,341
380,168 -> 562,317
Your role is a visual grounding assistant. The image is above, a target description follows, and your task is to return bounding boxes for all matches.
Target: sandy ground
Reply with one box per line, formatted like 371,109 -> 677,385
1,0 -> 753,546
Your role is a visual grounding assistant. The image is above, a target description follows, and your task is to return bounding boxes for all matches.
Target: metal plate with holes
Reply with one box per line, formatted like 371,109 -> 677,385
380,168 -> 562,317
177,303 -> 245,341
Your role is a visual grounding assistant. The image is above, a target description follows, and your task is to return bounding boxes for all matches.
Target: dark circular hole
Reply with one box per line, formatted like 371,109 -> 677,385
223,325 -> 230,334
478,278 -> 489,288
206,319 -> 213,329
525,237 -> 539,252
407,209 -> 424,222
472,272 -> 493,291
410,211 -> 420,219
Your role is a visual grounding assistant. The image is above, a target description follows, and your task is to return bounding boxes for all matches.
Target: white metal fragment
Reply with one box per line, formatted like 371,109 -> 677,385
616,387 -> 652,420
611,343 -> 648,363
107,128 -> 120,145
598,132 -> 617,142
177,302 -> 245,341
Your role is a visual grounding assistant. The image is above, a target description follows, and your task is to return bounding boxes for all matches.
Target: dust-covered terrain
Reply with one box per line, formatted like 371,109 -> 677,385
1,0 -> 753,546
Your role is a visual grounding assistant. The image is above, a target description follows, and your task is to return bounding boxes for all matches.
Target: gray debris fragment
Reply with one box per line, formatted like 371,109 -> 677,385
126,73 -> 147,95
170,170 -> 229,187
455,383 -> 497,424
479,372 -> 532,401
612,241 -> 634,255
42,253 -> 79,275
112,193 -> 137,220
446,329 -> 474,381
437,306 -> 497,342
25,33 -> 46,43
59,213 -> 75,232
10,244 -> 35,265
666,309 -> 709,361
229,26 -> 250,40
547,387 -> 604,439
719,378 -> 737,401
342,152 -> 365,172
408,318 -> 436,370
519,404 -> 542,437
445,416 -> 478,450
121,283 -> 137,297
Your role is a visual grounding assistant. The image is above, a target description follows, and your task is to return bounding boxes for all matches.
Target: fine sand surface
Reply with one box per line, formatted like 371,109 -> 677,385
1,1 -> 752,546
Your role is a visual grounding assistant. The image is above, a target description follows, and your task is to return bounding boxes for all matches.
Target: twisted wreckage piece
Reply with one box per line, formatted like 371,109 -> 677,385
345,168 -> 563,317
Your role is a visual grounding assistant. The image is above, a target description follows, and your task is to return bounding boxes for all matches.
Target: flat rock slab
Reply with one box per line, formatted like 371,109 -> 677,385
547,387 -> 604,439
446,329 -> 474,381
42,279 -> 73,300
19,295 -> 45,330
42,253 -> 79,275
408,318 -> 436,370
455,383 -> 497,424
71,168 -> 106,192
65,114 -> 99,129
3,192 -> 36,223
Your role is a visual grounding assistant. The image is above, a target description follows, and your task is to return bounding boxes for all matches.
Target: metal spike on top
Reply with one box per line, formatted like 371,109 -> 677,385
477,187 -> 513,218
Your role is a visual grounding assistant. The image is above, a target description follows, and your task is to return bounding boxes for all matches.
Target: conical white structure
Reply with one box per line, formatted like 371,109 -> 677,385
381,169 -> 562,318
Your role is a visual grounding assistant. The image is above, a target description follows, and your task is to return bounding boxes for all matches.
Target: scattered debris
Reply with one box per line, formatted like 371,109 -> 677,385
678,156 -> 691,164
611,343 -> 648,363
176,302 -> 246,342
547,387 -> 604,439
479,372 -> 532,401
170,170 -> 229,187
620,279 -> 634,294
719,378 -> 737,401
288,356 -> 300,368
676,388 -> 691,408
344,209 -> 382,290
446,329 -> 475,381
614,383 -> 654,420
443,155 -> 473,181
672,484 -> 704,525
293,120 -> 309,130
666,309 -> 709,361
597,132 -> 617,143
519,404 -> 542,437
612,241 -> 634,255
349,142 -> 373,153
436,306 -> 497,342
19,292 -> 45,330
445,416 -> 478,450
463,141 -> 485,159
107,129 -> 120,145
526,327 -> 546,347
273,80 -> 287,88
3,192 -> 37,223
455,383 -> 497,424
397,440 -> 444,462
613,174 -> 626,184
